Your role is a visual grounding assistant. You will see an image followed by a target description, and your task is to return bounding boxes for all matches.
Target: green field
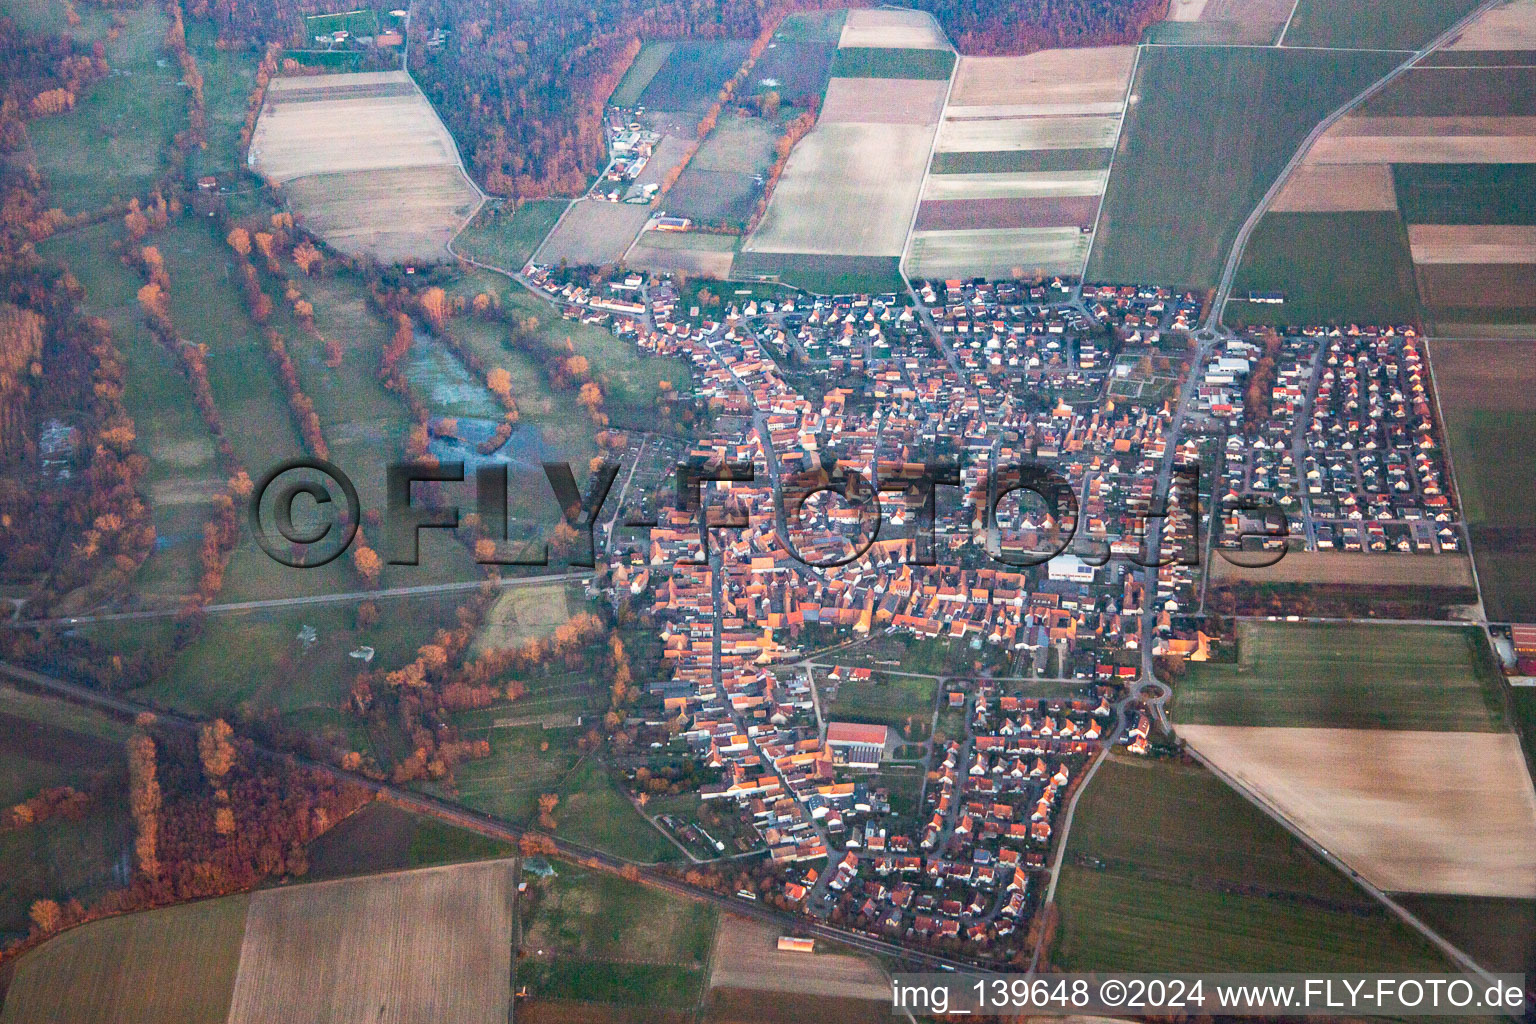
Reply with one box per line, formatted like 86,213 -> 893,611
304,9 -> 381,37
1394,164 -> 1536,226
824,672 -> 936,739
1054,756 -> 1451,972
452,720 -> 585,822
931,148 -> 1112,175
554,758 -> 680,862
1176,622 -> 1507,730
1224,211 -> 1422,328
452,199 -> 568,272
304,801 -> 516,881
1143,19 -> 1281,45
610,41 -> 677,107
830,47 -> 955,80
0,895 -> 250,1024
1438,407 -> 1536,623
1088,46 -> 1399,289
731,251 -> 904,295
27,5 -> 182,214
186,19 -> 259,178
1395,893 -> 1536,974
1281,0 -> 1482,50
519,862 -> 715,1008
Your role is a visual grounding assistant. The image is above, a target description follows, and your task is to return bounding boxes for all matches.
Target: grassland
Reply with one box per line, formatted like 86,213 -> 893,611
830,47 -> 956,80
637,40 -> 753,112
555,758 -> 680,862
28,5 -> 181,214
1088,46 -> 1399,289
452,719 -> 586,821
305,801 -> 516,881
610,41 -> 677,107
823,672 -> 935,738
0,895 -> 250,1024
750,11 -> 844,104
452,199 -> 568,271
226,862 -> 513,1024
731,251 -> 904,294
520,862 -> 715,1010
1281,0 -> 1482,50
186,19 -> 258,178
1224,211 -> 1422,327
1175,622 -> 1506,730
1053,756 -> 1451,971
472,579 -> 580,655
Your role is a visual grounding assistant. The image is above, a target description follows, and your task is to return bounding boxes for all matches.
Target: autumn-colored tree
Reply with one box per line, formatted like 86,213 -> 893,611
28,899 -> 62,935
537,792 -> 559,830
127,730 -> 161,876
418,287 -> 450,331
226,227 -> 251,256
198,718 -> 237,781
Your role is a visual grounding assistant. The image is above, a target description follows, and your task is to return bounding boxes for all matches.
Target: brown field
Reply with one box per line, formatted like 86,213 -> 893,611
1270,163 -> 1398,212
1408,223 -> 1536,263
630,135 -> 696,190
536,200 -> 653,266
703,989 -> 888,1024
935,114 -> 1121,153
283,166 -> 480,262
1430,338 -> 1536,409
922,169 -> 1108,199
837,8 -> 950,49
625,233 -> 736,278
1308,114 -> 1536,162
743,122 -> 933,257
907,226 -> 1089,278
707,915 -> 888,1000
915,194 -> 1099,230
820,77 -> 948,125
1331,115 -> 1536,136
250,71 -> 479,261
949,49 -> 1136,108
224,861 -> 514,1024
1448,0 -> 1536,49
521,1002 -> 691,1024
1179,726 -> 1536,897
1210,549 -> 1476,586
1418,262 -> 1536,308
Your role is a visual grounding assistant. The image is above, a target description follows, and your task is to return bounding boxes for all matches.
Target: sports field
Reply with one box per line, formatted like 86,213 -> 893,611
1088,46 -> 1399,289
226,862 -> 514,1024
1054,756 -> 1449,971
250,71 -> 480,260
1176,621 -> 1506,731
0,895 -> 251,1024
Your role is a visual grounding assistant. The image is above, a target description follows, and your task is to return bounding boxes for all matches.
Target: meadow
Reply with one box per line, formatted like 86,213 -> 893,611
822,670 -> 936,739
1224,210 -> 1422,327
304,801 -> 516,881
0,895 -> 250,1024
1087,46 -> 1400,289
452,199 -> 569,272
1175,621 -> 1507,730
1053,756 -> 1451,971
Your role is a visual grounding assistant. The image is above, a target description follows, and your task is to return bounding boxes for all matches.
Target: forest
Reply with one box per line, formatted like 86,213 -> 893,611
203,0 -> 1167,198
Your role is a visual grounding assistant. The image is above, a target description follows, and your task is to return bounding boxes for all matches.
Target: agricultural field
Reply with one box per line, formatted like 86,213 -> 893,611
1087,46 -> 1400,289
731,251 -> 905,294
1144,0 -> 1294,45
1175,621 -> 1506,730
250,71 -> 481,261
636,40 -> 753,112
1179,726 -> 1536,896
909,47 -> 1134,281
1208,548 -> 1475,587
749,10 -> 845,105
1430,339 -> 1536,621
518,863 -> 715,1016
1441,0 -> 1536,51
704,915 -> 889,1020
303,801 -> 516,881
534,199 -> 652,267
225,862 -> 514,1024
610,41 -> 677,108
1054,755 -> 1453,971
1281,0 -> 1483,50
1397,893 -> 1536,974
624,229 -> 737,279
1223,211 -> 1422,326
662,113 -> 778,228
26,4 -> 182,214
0,895 -> 251,1024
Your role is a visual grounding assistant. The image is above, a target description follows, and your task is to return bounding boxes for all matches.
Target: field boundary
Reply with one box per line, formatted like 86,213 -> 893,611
1078,43 -> 1144,281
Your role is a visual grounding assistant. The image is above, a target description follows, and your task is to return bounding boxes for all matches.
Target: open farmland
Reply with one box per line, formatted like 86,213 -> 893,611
1055,756 -> 1450,971
1180,726 -> 1536,896
610,41 -> 676,107
250,71 -> 480,261
708,915 -> 889,1002
1208,548 -> 1474,587
1444,0 -> 1536,50
1223,211 -> 1423,326
662,113 -> 777,228
0,896 -> 250,1024
909,47 -> 1133,280
838,7 -> 949,49
1175,622 -> 1507,731
749,10 -> 844,104
1088,46 -> 1399,289
1146,0 -> 1294,45
225,862 -> 514,1024
635,39 -> 751,112
535,199 -> 653,266
624,229 -> 737,278
1281,0 -> 1483,50
1269,163 -> 1399,212
1430,339 -> 1536,621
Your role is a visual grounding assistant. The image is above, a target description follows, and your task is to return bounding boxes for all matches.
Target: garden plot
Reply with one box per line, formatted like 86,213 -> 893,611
249,71 -> 480,261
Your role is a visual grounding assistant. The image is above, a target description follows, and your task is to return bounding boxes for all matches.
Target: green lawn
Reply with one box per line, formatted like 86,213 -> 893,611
1225,211 -> 1421,328
1175,622 -> 1507,730
1054,756 -> 1451,972
28,5 -> 182,214
1087,46 -> 1399,289
452,200 -> 567,273
1281,0 -> 1482,50
830,47 -> 955,80
0,895 -> 250,1024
